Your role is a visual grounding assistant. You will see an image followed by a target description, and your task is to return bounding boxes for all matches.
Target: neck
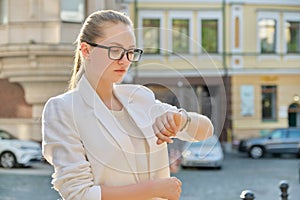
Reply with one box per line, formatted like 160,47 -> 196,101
96,80 -> 122,111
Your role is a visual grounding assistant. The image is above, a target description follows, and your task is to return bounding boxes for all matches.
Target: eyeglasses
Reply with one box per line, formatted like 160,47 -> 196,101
85,41 -> 143,62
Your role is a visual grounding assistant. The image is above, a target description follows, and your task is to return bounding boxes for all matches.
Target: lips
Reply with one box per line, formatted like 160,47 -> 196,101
114,69 -> 126,73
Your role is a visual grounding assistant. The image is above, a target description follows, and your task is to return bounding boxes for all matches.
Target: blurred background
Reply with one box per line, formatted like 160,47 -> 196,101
0,1 -> 300,199
0,0 -> 299,155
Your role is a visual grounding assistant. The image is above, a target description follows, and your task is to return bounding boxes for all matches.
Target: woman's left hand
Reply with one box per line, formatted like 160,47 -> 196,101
152,111 -> 184,145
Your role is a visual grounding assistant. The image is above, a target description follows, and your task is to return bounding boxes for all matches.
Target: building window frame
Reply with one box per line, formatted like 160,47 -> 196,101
168,11 -> 194,55
198,11 -> 223,54
261,85 -> 277,121
283,12 -> 300,59
138,10 -> 164,56
60,0 -> 85,23
257,12 -> 280,56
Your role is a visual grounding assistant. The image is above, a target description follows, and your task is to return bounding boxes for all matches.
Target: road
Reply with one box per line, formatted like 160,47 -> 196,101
0,152 -> 299,200
175,153 -> 300,200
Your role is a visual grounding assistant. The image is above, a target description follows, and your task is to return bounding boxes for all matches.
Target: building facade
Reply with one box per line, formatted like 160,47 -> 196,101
125,0 -> 300,143
0,0 -> 125,140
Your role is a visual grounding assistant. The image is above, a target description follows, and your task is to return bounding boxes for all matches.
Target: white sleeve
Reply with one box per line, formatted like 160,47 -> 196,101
176,111 -> 214,142
42,97 -> 101,200
154,100 -> 214,142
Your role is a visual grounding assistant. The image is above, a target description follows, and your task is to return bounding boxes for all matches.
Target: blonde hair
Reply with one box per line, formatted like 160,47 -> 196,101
68,10 -> 133,90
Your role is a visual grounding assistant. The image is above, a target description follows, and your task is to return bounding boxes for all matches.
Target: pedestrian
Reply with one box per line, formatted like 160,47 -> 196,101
42,10 -> 213,200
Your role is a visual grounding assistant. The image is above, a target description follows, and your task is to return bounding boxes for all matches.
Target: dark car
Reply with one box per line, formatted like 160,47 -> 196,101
238,128 -> 300,158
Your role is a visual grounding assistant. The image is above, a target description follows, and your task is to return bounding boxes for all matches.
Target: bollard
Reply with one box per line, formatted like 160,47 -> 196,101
240,190 -> 255,200
279,180 -> 289,200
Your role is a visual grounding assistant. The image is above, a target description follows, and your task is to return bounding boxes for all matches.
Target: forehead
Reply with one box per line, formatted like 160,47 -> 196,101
98,23 -> 135,46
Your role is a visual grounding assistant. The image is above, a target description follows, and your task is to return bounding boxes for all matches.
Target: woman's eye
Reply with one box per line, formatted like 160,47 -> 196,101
127,51 -> 134,55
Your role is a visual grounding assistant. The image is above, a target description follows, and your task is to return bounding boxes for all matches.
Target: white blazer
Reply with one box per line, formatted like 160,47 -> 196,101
42,75 -> 213,200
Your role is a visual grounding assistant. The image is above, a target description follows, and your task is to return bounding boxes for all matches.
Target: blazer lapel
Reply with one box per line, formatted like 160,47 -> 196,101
114,84 -> 171,178
77,75 -> 139,182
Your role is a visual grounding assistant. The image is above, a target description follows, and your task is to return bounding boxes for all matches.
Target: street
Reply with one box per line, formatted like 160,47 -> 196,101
176,153 -> 300,200
0,152 -> 299,200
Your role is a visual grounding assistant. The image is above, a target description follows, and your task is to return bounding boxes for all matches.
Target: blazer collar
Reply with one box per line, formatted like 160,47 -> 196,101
77,74 -> 154,135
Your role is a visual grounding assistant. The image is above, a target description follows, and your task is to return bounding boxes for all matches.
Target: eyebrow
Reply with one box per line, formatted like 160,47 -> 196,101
109,42 -> 136,49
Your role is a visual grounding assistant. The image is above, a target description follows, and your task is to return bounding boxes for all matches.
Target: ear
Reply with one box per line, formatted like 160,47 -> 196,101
80,42 -> 90,59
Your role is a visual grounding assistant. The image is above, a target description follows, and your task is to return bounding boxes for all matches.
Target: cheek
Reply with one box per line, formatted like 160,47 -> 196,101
85,48 -> 113,82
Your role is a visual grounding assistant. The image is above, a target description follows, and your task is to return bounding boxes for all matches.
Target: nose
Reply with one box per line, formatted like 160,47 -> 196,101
117,52 -> 131,65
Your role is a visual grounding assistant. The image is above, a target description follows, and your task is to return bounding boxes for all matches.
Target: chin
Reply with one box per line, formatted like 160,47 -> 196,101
115,78 -> 124,84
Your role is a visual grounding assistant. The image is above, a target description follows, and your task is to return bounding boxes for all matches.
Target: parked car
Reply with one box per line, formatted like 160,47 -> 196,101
0,129 -> 42,168
238,128 -> 300,159
181,135 -> 224,169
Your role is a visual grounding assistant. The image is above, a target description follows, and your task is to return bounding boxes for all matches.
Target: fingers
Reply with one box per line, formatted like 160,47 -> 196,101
153,111 -> 183,145
171,177 -> 182,198
155,133 -> 173,145
171,177 -> 182,186
154,124 -> 174,144
167,112 -> 178,133
157,177 -> 182,200
156,138 -> 164,145
154,118 -> 175,137
176,178 -> 182,187
153,112 -> 179,145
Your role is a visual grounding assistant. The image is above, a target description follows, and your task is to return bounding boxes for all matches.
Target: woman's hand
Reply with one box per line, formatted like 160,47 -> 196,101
153,177 -> 182,200
152,111 -> 187,145
100,177 -> 182,200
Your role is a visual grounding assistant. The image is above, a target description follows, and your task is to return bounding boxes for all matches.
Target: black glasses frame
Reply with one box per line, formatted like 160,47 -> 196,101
85,41 -> 143,62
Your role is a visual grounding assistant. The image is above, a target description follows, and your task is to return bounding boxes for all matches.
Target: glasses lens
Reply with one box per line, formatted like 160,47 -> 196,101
127,49 -> 143,62
109,47 -> 124,60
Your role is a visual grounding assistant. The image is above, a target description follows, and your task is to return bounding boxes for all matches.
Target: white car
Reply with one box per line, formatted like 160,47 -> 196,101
0,129 -> 42,168
181,135 -> 224,169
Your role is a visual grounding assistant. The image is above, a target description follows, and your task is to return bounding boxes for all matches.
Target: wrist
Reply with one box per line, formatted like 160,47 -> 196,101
148,179 -> 160,198
178,108 -> 191,131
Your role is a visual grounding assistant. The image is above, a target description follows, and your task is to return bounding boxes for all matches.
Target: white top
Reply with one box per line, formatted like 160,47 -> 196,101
111,108 -> 150,182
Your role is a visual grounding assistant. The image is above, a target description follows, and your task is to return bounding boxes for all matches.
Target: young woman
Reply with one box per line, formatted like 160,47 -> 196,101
42,10 -> 213,200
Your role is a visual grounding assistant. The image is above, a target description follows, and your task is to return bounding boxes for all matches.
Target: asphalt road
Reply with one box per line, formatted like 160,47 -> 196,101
175,152 -> 300,200
0,152 -> 299,200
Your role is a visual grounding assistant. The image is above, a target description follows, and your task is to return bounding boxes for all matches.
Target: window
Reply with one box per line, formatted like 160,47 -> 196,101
285,21 -> 300,53
288,129 -> 300,138
61,0 -> 85,23
0,0 -> 8,24
142,19 -> 160,54
261,85 -> 277,121
139,11 -> 164,55
270,129 -> 286,139
172,19 -> 189,53
201,19 -> 218,53
198,11 -> 222,54
283,13 -> 300,55
258,19 -> 276,53
169,11 -> 193,55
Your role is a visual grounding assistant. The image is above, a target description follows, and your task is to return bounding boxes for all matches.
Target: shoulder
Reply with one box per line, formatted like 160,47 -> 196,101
43,90 -> 78,119
114,84 -> 156,100
44,90 -> 75,108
